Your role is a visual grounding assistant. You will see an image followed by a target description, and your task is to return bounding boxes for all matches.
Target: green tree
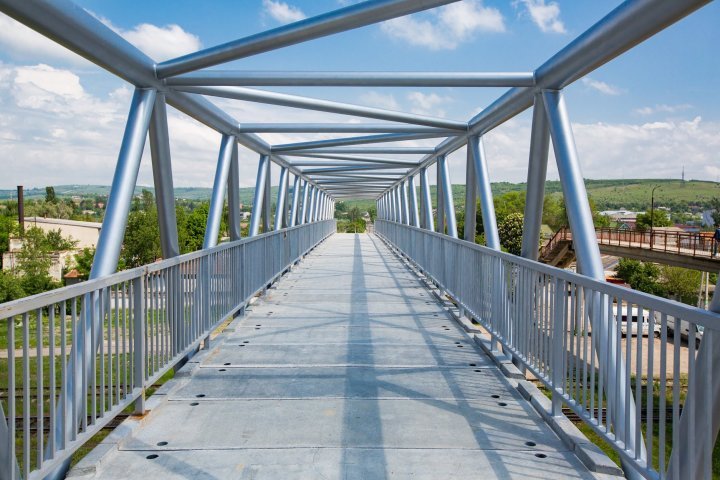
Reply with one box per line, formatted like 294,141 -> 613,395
710,197 -> 720,227
45,228 -> 77,251
16,227 -> 58,295
0,215 -> 17,255
636,209 -> 671,230
498,212 -> 524,255
121,191 -> 161,268
45,186 -> 57,203
614,258 -> 665,296
73,247 -> 95,279
659,266 -> 702,305
185,202 -> 210,253
0,270 -> 24,302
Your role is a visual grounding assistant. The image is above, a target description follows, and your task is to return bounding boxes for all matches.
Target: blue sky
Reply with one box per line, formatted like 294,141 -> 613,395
0,0 -> 718,191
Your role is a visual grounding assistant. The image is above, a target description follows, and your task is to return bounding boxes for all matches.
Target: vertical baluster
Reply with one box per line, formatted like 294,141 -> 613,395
49,305 -> 56,459
646,308 -> 655,471
22,312 -> 29,478
35,308 -> 44,469
687,324 -> 696,479
635,305 -> 643,460
671,316 -> 681,480
659,313 -> 667,478
8,317 -> 16,480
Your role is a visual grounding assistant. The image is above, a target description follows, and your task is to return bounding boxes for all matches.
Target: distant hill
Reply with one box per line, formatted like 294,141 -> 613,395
3,180 -> 717,213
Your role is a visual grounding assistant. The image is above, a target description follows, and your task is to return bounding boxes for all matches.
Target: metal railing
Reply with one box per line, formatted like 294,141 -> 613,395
542,227 -> 718,260
376,220 -> 719,480
0,220 -> 335,480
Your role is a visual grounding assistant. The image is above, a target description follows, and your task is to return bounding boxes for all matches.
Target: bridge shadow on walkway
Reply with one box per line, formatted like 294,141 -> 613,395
73,234 -> 603,479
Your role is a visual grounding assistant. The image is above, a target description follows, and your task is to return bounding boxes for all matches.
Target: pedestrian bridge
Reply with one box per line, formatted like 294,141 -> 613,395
0,1 -> 719,479
71,233 -> 607,479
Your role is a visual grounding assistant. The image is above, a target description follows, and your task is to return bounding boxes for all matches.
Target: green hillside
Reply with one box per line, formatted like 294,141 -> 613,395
3,179 -> 717,213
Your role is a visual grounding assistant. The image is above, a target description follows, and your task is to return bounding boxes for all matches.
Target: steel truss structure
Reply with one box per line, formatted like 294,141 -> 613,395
0,0 -> 717,479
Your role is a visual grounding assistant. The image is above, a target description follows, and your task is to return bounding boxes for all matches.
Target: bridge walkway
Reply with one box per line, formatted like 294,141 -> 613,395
74,234 -> 604,479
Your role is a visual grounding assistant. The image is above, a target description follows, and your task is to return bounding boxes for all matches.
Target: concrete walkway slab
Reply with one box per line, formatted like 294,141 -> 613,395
73,234 -> 608,480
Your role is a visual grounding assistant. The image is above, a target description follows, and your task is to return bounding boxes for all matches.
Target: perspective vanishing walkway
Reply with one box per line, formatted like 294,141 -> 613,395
71,234 -> 608,479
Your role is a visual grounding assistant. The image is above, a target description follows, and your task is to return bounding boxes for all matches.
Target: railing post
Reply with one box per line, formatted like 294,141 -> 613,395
436,158 -> 445,234
249,154 -> 269,237
551,278 -> 566,416
133,275 -> 146,415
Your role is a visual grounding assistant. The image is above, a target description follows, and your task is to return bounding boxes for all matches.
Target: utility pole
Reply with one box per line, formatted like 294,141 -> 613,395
649,185 -> 660,249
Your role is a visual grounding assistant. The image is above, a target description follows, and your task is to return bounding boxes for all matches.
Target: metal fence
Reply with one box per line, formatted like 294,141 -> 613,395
0,220 -> 334,480
376,220 -> 719,480
543,227 -> 718,260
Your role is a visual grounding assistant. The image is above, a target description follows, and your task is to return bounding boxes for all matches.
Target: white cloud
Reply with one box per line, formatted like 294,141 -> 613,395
634,104 -> 693,116
381,0 -> 505,50
358,91 -> 401,111
515,0 -> 566,34
407,91 -> 452,117
262,0 -> 307,24
0,13 -> 90,66
120,24 -> 201,62
582,77 -> 624,96
91,14 -> 201,62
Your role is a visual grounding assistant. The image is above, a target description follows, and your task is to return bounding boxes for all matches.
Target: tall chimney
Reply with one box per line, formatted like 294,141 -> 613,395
17,185 -> 24,236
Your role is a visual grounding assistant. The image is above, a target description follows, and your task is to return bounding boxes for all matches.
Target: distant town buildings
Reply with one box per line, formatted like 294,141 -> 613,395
2,217 -> 102,281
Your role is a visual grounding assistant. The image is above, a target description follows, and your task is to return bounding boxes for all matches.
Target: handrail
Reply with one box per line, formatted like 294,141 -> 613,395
0,220 -> 335,480
376,219 -> 720,480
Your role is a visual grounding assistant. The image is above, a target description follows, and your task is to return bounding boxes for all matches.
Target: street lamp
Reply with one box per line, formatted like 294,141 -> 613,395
650,185 -> 661,248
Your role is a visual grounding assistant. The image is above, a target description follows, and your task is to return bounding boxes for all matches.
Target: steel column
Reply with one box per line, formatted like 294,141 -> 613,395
436,160 -> 445,234
463,145 -> 477,243
274,167 -> 289,230
521,94 -> 550,260
300,181 -> 310,224
400,181 -> 410,225
420,167 -> 434,231
148,93 -> 180,258
468,136 -> 500,249
438,154 -> 457,238
203,134 -> 235,249
289,175 -> 301,227
543,89 -> 645,478
408,175 -> 420,227
262,158 -> 272,232
49,87 -> 156,480
249,154 -> 269,237
227,142 -> 242,241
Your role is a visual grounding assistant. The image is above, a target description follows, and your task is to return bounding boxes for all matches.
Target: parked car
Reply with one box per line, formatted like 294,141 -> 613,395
613,305 -> 661,337
666,317 -> 704,346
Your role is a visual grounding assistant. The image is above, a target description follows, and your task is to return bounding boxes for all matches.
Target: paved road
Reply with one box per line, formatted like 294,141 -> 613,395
75,234 -> 603,479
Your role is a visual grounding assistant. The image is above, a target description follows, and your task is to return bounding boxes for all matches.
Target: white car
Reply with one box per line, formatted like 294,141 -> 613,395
613,306 -> 661,337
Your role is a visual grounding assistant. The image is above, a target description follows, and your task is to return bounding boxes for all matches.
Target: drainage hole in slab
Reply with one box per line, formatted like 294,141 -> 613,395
491,394 -> 500,398
468,363 -> 476,367
190,402 -> 199,406
244,340 -> 250,343
434,314 -> 439,317
457,345 -> 464,348
455,342 -> 461,344
157,441 -> 168,446
474,369 -> 482,373
256,324 -> 262,327
525,441 -> 536,447
498,402 -> 507,407
218,369 -> 226,372
255,328 -> 260,330
535,453 -> 547,459
146,454 -> 159,460
238,344 -> 245,347
224,363 -> 231,366
195,394 -> 206,398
